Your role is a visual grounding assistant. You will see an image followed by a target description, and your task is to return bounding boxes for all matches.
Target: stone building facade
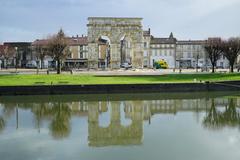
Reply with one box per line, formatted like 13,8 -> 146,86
1,42 -> 32,68
32,36 -> 88,69
28,17 -> 234,70
148,33 -> 177,68
176,40 -> 207,69
65,36 -> 88,69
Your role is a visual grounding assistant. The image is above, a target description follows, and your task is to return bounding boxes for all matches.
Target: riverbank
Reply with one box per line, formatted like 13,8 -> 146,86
0,73 -> 240,86
0,80 -> 240,96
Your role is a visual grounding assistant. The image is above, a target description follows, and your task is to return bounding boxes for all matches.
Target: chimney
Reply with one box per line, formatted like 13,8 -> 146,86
82,34 -> 84,37
148,28 -> 151,34
76,34 -> 79,38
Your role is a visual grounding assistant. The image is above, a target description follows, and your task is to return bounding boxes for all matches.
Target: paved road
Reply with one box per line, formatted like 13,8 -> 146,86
0,68 -> 235,76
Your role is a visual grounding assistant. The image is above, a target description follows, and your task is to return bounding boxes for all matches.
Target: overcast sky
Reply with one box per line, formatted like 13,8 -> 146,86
0,0 -> 240,43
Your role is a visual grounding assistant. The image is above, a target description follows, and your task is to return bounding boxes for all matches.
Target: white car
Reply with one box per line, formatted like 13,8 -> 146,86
26,61 -> 37,68
120,63 -> 132,69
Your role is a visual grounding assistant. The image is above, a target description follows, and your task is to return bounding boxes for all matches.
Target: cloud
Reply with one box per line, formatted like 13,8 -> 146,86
0,0 -> 239,41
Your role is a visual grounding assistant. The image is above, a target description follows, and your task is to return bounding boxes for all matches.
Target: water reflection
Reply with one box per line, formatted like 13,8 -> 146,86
0,93 -> 240,147
203,98 -> 240,130
0,116 -> 5,133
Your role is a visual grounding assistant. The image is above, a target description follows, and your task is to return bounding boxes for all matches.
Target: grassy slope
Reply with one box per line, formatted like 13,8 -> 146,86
0,73 -> 239,86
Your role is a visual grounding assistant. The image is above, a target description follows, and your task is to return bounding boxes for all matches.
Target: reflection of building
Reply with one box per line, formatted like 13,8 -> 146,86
1,96 -> 240,144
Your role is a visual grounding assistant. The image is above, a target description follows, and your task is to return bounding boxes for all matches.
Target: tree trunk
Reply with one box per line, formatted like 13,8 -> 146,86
57,59 -> 61,74
212,64 -> 215,73
41,59 -> 44,69
230,63 -> 234,73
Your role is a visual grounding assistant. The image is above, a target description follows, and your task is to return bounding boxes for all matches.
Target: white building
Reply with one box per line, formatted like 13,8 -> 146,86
148,33 -> 177,68
176,40 -> 207,69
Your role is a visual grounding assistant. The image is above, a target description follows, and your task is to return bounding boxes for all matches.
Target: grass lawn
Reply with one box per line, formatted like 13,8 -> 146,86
0,73 -> 239,86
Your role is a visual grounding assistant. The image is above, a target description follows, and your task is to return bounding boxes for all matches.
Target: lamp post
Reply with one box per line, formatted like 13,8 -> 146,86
15,47 -> 18,72
196,54 -> 199,73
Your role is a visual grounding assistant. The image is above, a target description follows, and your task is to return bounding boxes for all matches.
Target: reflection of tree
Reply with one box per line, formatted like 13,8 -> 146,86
2,103 -> 16,119
203,98 -> 240,130
49,103 -> 71,139
0,116 -> 5,133
31,103 -> 50,131
203,99 -> 222,129
222,99 -> 240,127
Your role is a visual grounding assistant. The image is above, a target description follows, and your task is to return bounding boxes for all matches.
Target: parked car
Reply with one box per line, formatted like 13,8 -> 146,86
26,61 -> 37,68
120,62 -> 132,69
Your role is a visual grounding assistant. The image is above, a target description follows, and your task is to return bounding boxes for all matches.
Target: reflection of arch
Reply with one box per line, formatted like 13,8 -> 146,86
88,101 -> 143,147
121,102 -> 132,127
98,102 -> 111,127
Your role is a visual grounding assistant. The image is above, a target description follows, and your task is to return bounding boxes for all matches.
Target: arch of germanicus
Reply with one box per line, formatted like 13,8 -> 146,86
87,17 -> 144,69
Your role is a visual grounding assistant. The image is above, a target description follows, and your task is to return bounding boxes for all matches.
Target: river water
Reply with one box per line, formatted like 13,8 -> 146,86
0,92 -> 240,160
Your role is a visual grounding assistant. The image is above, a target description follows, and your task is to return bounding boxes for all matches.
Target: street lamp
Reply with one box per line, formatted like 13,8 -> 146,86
196,54 -> 199,72
14,47 -> 18,72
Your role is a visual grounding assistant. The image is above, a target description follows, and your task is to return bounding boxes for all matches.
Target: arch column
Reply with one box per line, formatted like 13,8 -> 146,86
88,43 -> 99,69
132,42 -> 144,68
110,43 -> 121,69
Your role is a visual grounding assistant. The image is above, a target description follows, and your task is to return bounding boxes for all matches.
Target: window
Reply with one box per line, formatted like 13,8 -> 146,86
144,42 -> 147,48
144,51 -> 148,57
80,52 -> 83,59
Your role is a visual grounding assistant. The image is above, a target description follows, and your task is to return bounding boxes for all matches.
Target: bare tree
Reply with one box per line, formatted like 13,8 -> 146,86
35,45 -> 47,69
47,29 -> 70,74
222,38 -> 240,73
204,38 -> 223,73
2,45 -> 15,69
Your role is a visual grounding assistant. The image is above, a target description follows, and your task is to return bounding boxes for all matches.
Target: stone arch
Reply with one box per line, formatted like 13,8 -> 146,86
87,17 -> 144,69
98,35 -> 111,68
120,35 -> 133,64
